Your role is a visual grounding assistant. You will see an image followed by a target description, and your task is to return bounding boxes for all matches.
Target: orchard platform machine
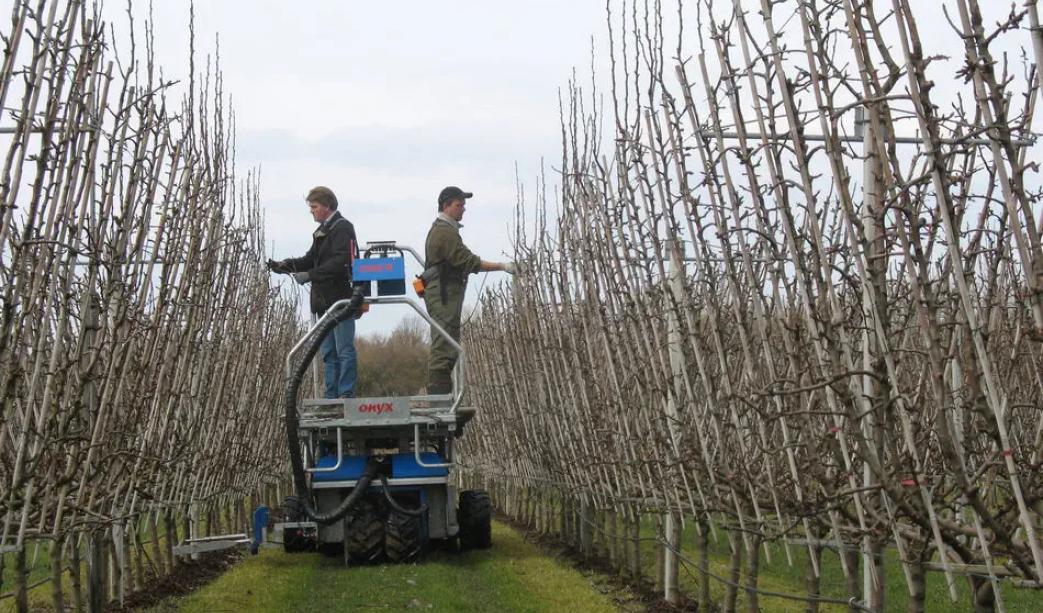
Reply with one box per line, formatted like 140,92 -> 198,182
249,241 -> 491,563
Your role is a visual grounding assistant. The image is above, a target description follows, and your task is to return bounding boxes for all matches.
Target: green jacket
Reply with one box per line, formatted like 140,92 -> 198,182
425,215 -> 481,287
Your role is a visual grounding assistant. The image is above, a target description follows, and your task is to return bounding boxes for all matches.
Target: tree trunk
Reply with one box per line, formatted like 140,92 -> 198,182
725,531 -> 742,613
907,556 -> 925,613
70,532 -> 83,613
805,543 -> 822,613
971,576 -> 996,613
745,533 -> 762,613
697,516 -> 712,611
843,546 -> 861,613
15,544 -> 29,613
632,510 -> 644,583
51,535 -> 66,613
150,511 -> 166,577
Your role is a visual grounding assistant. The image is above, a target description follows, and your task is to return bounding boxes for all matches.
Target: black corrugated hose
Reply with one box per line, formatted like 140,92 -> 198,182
284,288 -> 377,525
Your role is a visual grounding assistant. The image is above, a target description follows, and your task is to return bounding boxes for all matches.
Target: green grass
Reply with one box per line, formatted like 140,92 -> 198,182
630,515 -> 1043,612
148,521 -> 621,613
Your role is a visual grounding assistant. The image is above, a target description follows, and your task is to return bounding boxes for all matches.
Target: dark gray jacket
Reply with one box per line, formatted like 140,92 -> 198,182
284,211 -> 359,314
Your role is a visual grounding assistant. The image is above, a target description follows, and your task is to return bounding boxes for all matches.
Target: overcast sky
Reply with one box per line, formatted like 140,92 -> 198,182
118,1 -> 608,333
99,0 -> 1040,335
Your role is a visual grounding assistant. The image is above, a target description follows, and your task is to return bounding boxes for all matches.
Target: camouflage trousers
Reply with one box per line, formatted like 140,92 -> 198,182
423,280 -> 465,394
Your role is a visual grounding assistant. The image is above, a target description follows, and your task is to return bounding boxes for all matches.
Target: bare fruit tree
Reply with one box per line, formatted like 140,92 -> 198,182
0,2 -> 300,609
461,1 -> 1043,611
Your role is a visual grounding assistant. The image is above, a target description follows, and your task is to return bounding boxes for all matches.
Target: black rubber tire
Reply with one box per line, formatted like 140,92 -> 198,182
458,490 -> 492,550
281,496 -> 313,553
385,511 -> 423,563
281,495 -> 304,521
344,499 -> 384,563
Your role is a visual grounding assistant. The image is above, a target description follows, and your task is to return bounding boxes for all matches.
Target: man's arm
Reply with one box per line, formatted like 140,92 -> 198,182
282,244 -> 317,273
479,260 -> 507,272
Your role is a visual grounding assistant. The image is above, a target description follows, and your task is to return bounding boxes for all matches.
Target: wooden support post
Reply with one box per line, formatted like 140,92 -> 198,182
664,512 -> 680,604
655,527 -> 665,593
112,522 -> 126,606
187,504 -> 198,561
132,521 -> 145,591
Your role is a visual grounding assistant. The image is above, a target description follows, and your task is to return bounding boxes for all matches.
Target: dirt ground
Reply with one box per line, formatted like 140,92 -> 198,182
111,549 -> 243,612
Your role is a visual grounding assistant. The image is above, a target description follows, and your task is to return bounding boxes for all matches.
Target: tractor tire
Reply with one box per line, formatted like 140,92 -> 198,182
281,496 -> 314,553
281,495 -> 304,521
385,511 -> 423,563
344,499 -> 384,564
458,490 -> 492,550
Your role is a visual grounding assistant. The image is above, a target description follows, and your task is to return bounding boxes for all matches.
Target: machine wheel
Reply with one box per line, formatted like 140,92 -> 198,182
385,511 -> 423,563
458,490 -> 492,550
345,499 -> 384,563
281,495 -> 304,521
281,496 -> 314,553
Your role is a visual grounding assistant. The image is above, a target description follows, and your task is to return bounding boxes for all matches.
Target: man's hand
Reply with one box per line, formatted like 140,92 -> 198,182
502,262 -> 521,275
292,271 -> 311,285
266,258 -> 289,273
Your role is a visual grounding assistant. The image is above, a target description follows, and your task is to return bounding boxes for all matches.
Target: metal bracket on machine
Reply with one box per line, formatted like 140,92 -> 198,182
172,533 -> 252,557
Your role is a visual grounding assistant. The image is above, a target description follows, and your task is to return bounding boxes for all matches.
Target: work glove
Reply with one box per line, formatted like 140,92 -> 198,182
503,262 -> 520,275
292,271 -> 310,285
266,258 -> 289,273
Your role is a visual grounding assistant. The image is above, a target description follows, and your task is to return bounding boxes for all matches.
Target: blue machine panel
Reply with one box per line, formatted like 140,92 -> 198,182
353,257 -> 407,296
392,452 -> 449,478
311,455 -> 369,481
353,257 -> 405,281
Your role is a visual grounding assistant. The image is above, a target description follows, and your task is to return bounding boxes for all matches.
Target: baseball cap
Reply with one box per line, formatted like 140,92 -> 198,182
438,186 -> 473,205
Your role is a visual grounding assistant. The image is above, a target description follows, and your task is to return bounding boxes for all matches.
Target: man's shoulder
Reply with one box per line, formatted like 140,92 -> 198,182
429,223 -> 462,244
327,214 -> 355,234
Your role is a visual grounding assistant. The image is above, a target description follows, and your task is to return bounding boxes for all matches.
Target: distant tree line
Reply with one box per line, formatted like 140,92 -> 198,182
355,317 -> 430,397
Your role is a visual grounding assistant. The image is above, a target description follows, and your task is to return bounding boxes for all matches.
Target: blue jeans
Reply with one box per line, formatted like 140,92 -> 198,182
320,317 -> 357,398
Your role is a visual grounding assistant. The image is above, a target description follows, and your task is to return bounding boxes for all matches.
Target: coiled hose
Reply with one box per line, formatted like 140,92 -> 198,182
284,289 -> 376,525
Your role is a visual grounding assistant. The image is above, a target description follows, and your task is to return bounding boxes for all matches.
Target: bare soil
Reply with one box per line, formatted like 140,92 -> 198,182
112,549 -> 243,611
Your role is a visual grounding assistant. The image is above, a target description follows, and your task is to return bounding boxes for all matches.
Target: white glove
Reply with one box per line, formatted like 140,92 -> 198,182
292,271 -> 311,285
503,262 -> 519,275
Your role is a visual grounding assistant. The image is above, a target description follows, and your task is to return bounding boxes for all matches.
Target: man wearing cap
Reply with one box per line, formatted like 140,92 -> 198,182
423,186 -> 516,394
267,186 -> 360,399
